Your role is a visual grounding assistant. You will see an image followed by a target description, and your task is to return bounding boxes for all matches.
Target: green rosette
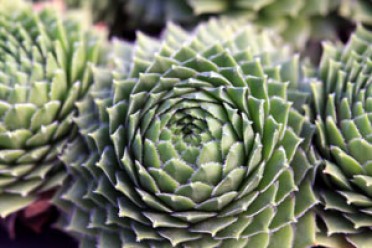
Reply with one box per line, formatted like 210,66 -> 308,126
0,1 -> 101,217
310,25 -> 372,247
55,18 -> 318,248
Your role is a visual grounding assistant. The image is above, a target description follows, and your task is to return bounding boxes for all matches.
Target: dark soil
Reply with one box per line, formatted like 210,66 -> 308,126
0,226 -> 77,248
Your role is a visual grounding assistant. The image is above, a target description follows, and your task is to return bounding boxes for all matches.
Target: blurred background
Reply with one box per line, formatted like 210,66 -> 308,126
0,225 -> 77,248
28,0 -> 364,65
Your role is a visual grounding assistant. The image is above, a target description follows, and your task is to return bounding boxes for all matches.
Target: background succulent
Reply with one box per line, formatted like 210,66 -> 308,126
31,0 -> 188,40
121,0 -> 346,48
187,0 -> 342,48
339,0 -> 372,26
30,0 -> 121,27
310,25 -> 372,247
55,18 -> 318,248
0,0 -> 101,218
29,0 -> 358,48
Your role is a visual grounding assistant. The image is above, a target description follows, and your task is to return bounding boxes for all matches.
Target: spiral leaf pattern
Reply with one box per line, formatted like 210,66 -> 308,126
311,25 -> 372,247
0,1 -> 101,217
56,19 -> 318,248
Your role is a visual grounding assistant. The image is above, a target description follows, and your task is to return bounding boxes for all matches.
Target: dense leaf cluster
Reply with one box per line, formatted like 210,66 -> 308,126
55,19 -> 318,248
1,1 -> 372,248
0,0 -> 101,218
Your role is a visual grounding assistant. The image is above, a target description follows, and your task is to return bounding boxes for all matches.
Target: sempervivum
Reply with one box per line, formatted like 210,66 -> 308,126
310,25 -> 372,247
55,18 -> 318,247
187,0 -> 340,47
0,0 -> 101,218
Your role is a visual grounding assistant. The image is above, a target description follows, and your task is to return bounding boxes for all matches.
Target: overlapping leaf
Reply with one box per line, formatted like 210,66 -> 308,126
55,18 -> 318,247
310,25 -> 372,247
0,0 -> 101,217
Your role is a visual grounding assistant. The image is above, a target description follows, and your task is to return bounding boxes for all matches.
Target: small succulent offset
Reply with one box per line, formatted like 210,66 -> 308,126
187,0 -> 340,47
310,25 -> 372,247
0,1 -> 101,218
55,18 -> 318,247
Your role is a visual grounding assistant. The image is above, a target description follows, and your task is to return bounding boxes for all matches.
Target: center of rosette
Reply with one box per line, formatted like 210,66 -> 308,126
124,88 -> 257,211
168,108 -> 210,147
163,106 -> 212,148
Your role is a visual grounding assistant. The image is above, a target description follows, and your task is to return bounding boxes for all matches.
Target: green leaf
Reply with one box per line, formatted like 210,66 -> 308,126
348,138 -> 372,164
267,225 -> 294,248
4,104 -> 36,130
331,146 -> 364,177
143,139 -> 161,168
156,193 -> 196,211
163,159 -> 194,184
191,162 -> 222,185
175,182 -> 212,203
190,216 -> 237,237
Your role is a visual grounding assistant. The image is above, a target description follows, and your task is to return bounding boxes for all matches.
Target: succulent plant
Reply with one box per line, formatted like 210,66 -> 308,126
55,18 -> 318,247
0,0 -> 101,218
310,25 -> 372,247
188,0 -> 340,47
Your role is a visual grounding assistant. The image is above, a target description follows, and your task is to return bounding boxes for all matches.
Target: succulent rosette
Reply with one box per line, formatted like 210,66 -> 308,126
0,1 -> 101,218
310,25 -> 372,247
55,18 -> 318,247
